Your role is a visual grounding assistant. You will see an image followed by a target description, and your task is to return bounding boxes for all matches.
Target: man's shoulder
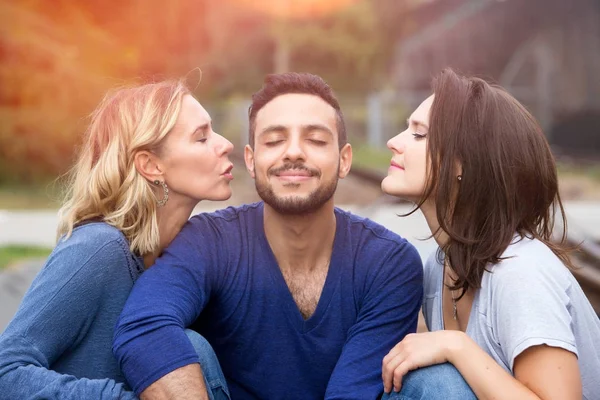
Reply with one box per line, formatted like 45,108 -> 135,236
334,207 -> 408,246
335,207 -> 422,273
207,202 -> 262,220
188,203 -> 262,230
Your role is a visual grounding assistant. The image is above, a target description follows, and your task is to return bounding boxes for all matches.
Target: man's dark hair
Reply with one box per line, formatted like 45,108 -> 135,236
248,72 -> 347,149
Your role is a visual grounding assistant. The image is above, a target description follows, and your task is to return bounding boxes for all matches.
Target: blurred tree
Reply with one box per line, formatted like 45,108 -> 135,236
283,0 -> 385,93
201,0 -> 396,94
0,0 -> 408,182
0,0 -> 137,183
0,0 -> 211,182
199,0 -> 273,97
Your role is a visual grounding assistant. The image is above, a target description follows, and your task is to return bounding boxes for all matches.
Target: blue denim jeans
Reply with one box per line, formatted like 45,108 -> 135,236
185,330 -> 231,400
381,363 -> 476,400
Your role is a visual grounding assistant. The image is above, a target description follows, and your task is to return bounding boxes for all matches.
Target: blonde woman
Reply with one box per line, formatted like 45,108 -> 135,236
0,79 -> 234,399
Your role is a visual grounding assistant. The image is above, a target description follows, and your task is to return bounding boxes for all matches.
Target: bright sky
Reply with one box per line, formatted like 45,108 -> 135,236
231,0 -> 359,19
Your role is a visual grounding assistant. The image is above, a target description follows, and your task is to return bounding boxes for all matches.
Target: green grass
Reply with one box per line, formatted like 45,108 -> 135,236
0,245 -> 52,270
557,162 -> 600,182
0,184 -> 62,210
351,146 -> 600,183
0,153 -> 598,210
351,144 -> 391,171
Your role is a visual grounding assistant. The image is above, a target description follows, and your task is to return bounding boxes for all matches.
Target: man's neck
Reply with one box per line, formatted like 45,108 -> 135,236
263,201 -> 337,273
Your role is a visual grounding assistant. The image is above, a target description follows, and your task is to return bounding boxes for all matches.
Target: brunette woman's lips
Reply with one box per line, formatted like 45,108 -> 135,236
389,161 -> 404,171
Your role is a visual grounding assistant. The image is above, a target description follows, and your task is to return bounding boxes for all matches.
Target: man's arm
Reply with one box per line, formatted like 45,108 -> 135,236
140,365 -> 207,400
324,241 -> 423,400
113,226 -> 218,398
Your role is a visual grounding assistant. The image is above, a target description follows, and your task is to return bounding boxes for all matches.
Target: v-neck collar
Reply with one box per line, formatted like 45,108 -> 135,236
438,253 -> 477,334
255,203 -> 345,333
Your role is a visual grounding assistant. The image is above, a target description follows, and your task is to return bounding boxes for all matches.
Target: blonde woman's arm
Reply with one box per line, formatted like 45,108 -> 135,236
0,229 -> 138,400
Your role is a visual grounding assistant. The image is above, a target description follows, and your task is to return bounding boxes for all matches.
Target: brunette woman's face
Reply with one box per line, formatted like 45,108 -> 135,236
381,95 -> 434,203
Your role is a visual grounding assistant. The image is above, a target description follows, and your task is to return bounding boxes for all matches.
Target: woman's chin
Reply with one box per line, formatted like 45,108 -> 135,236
380,178 -> 402,198
214,191 -> 233,202
198,188 -> 233,203
381,183 -> 418,204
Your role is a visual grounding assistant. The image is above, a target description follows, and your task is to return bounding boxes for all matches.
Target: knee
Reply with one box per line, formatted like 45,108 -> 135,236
399,363 -> 476,400
184,330 -> 230,399
184,329 -> 219,369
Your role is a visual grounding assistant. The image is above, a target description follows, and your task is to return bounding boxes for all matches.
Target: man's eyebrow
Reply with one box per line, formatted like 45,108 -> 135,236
407,118 -> 429,130
302,124 -> 334,136
259,125 -> 287,135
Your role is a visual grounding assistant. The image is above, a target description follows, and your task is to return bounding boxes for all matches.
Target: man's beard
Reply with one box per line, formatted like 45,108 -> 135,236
255,161 -> 339,215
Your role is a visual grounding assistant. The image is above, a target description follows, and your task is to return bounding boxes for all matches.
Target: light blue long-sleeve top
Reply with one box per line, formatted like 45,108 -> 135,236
0,222 -> 143,399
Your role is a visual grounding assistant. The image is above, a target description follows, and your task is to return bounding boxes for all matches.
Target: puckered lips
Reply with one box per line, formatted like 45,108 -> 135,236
221,164 -> 234,180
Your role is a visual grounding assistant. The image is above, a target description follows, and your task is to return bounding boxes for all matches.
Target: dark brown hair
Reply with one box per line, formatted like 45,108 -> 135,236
420,68 -> 573,296
248,72 -> 347,149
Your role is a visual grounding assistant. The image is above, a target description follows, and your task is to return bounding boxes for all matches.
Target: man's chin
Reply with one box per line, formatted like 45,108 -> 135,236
268,186 -> 316,201
260,193 -> 326,215
272,194 -> 311,204
256,177 -> 338,215
274,180 -> 313,190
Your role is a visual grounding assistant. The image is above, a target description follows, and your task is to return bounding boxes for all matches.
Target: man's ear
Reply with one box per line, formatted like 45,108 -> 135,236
338,143 -> 352,179
134,150 -> 164,182
244,145 -> 255,179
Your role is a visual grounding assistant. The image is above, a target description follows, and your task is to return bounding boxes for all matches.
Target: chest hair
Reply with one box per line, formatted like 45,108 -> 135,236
280,263 -> 329,320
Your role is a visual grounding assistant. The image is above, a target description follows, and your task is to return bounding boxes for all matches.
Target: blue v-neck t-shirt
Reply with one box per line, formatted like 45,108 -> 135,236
113,202 -> 423,399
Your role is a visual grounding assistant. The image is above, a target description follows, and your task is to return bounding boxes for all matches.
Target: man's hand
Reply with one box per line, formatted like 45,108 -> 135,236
140,364 -> 209,400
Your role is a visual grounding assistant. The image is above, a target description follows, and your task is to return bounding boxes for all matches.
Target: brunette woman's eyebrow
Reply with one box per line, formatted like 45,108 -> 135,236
406,118 -> 429,131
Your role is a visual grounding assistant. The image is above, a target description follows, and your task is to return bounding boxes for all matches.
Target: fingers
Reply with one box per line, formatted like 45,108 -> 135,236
392,360 -> 413,393
382,348 -> 406,393
382,335 -> 420,394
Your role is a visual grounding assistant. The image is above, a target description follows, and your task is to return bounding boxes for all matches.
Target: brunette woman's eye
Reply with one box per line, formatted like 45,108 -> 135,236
412,132 -> 427,140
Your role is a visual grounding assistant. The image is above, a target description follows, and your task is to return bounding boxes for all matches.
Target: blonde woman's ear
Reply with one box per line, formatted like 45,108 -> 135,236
134,150 -> 164,183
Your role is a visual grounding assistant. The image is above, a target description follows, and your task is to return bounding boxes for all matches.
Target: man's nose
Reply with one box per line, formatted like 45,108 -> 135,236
283,137 -> 306,162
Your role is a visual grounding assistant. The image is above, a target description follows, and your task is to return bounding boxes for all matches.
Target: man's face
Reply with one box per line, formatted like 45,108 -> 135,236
244,93 -> 351,215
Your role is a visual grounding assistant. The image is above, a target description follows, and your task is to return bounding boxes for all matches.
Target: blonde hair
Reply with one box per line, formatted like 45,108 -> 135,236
57,79 -> 190,255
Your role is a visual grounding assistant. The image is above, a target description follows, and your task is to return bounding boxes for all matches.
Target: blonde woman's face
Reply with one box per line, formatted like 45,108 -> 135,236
159,94 -> 234,203
381,95 -> 433,203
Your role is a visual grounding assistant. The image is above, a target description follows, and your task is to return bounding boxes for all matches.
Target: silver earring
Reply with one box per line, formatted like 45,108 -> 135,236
153,180 -> 169,207
457,175 -> 462,181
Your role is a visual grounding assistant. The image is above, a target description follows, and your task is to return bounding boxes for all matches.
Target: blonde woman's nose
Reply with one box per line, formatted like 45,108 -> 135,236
215,133 -> 234,155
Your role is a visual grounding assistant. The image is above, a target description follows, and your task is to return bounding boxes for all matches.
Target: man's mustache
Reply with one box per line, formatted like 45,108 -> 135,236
268,162 -> 320,177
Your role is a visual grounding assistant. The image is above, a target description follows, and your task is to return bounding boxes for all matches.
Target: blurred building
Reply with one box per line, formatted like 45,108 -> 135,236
389,0 -> 600,157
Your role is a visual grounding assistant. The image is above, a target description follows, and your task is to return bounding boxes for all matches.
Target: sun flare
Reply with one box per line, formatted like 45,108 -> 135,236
231,0 -> 359,19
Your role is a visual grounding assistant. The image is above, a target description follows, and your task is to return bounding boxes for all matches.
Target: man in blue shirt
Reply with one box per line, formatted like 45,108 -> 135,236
113,72 -> 423,400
